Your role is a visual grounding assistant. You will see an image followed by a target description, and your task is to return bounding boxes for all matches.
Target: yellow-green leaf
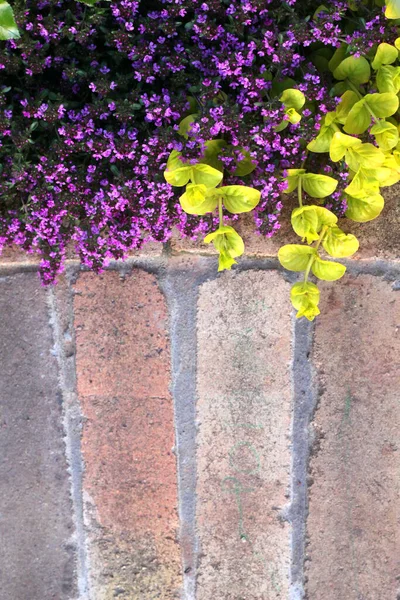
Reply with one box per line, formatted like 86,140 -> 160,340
385,0 -> 400,19
191,163 -> 223,187
216,185 -> 261,214
204,225 -> 245,271
343,99 -> 370,134
179,184 -> 218,215
312,256 -> 346,281
333,55 -> 371,84
178,114 -> 199,138
376,65 -> 400,93
322,226 -> 359,257
330,132 -> 362,162
280,88 -> 306,111
278,244 -> 316,271
370,120 -> 399,150
345,191 -> 385,222
233,149 -> 257,176
291,206 -> 320,243
365,92 -> 399,118
284,169 -> 306,193
290,281 -> 321,321
335,91 -> 360,124
0,0 -> 20,40
371,43 -> 399,70
302,173 -> 338,198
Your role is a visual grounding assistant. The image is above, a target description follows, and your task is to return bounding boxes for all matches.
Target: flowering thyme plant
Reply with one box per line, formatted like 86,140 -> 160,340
0,1 -> 399,319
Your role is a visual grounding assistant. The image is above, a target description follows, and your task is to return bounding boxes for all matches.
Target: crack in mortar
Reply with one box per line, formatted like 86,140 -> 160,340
47,272 -> 90,600
288,317 -> 318,600
158,259 -> 216,600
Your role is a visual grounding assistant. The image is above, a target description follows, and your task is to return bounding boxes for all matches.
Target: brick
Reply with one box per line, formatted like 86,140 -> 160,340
196,270 -> 293,599
306,275 -> 400,600
0,273 -> 76,600
73,270 -> 181,599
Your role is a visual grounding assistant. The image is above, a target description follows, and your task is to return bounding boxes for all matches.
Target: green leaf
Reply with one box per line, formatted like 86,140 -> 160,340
191,163 -> 223,187
376,65 -> 400,93
204,225 -> 245,271
284,169 -> 306,193
371,43 -> 399,70
179,184 -> 218,215
280,89 -> 306,111
76,0 -> 99,4
164,151 -> 191,187
329,44 -> 348,73
323,226 -> 359,257
178,114 -> 198,138
365,92 -> 399,118
278,245 -> 316,271
290,282 -> 320,321
291,206 -> 320,243
385,0 -> 400,19
307,124 -> 335,153
302,173 -> 338,198
345,191 -> 385,222
201,139 -> 226,171
370,120 -> 399,151
330,132 -> 362,162
345,143 -> 385,172
333,55 -> 371,84
343,99 -> 371,135
233,149 -> 257,176
335,91 -> 360,124
0,0 -> 20,40
216,185 -> 261,214
315,206 -> 338,227
312,256 -> 346,281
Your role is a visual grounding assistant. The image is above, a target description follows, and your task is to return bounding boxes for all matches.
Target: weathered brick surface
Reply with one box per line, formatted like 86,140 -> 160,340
0,273 -> 76,600
307,275 -> 400,600
73,270 -> 182,599
196,270 -> 293,599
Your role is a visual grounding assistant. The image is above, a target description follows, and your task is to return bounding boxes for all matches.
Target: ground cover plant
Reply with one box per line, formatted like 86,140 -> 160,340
0,0 -> 399,318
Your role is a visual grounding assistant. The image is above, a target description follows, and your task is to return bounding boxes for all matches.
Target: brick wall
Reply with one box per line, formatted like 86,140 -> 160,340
0,192 -> 399,600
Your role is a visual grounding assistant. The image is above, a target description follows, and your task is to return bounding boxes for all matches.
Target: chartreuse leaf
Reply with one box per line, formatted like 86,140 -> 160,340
371,43 -> 399,70
307,111 -> 340,153
365,92 -> 399,117
343,99 -> 370,134
330,132 -> 362,162
178,114 -> 199,138
371,120 -> 399,151
278,245 -> 316,271
191,163 -> 223,187
215,186 -> 261,214
302,173 -> 338,198
284,169 -> 306,193
290,282 -> 320,321
344,93 -> 399,135
335,91 -> 359,124
312,256 -> 346,281
345,143 -> 386,172
344,168 -> 383,196
179,184 -> 218,215
345,191 -> 385,222
323,226 -> 359,257
0,0 -> 20,40
164,151 -> 223,187
385,0 -> 400,19
333,55 -> 371,84
329,44 -> 348,73
376,65 -> 400,93
280,89 -> 306,111
291,206 -> 320,243
204,226 -> 245,271
291,206 -> 337,244
275,89 -> 306,131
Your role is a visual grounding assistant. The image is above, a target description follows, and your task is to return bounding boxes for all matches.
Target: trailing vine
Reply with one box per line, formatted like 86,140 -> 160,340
0,1 -> 399,319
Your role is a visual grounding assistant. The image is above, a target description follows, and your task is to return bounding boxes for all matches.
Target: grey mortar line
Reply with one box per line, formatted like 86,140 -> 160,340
47,271 -> 90,600
288,317 -> 318,600
158,258 -> 216,600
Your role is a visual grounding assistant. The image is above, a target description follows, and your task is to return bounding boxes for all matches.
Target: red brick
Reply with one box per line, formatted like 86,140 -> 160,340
196,270 -> 293,599
306,275 -> 400,600
74,270 -> 181,599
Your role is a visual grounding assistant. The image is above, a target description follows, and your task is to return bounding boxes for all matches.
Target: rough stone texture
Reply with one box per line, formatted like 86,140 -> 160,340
73,270 -> 182,600
0,273 -> 76,600
196,270 -> 293,600
306,275 -> 400,600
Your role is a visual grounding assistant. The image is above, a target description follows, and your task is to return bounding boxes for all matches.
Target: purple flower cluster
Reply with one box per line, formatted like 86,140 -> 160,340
0,0 -> 393,281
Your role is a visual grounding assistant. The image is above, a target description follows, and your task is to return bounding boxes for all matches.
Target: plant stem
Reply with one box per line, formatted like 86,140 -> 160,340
218,197 -> 223,227
304,225 -> 328,282
297,177 -> 303,207
347,80 -> 379,122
